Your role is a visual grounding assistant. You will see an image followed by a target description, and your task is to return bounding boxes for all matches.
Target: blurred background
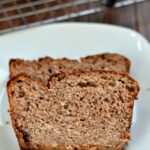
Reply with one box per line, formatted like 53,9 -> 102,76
0,0 -> 150,40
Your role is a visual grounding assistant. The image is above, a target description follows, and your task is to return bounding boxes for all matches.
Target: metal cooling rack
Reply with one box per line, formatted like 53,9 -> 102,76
0,0 -> 147,34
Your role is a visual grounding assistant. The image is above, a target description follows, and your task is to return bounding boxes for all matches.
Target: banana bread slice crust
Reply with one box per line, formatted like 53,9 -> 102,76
7,71 -> 139,150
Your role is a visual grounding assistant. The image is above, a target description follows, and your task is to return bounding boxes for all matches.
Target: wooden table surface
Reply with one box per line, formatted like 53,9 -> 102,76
72,0 -> 150,41
0,0 -> 150,41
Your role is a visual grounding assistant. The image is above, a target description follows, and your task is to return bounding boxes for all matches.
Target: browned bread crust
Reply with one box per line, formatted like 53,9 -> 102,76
7,74 -> 49,150
7,71 -> 139,150
9,53 -> 131,85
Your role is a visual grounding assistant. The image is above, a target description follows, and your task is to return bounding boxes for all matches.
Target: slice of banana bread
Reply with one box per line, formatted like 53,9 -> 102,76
9,53 -> 130,85
7,71 -> 139,150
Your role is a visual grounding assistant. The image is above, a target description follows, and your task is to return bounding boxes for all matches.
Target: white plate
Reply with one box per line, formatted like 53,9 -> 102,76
0,23 -> 150,150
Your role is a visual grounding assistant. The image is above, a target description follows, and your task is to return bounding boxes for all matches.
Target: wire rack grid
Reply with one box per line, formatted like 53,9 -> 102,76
0,0 -> 147,34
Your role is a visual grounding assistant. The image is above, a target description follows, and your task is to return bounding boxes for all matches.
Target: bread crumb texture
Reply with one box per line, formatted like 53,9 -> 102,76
7,71 -> 139,150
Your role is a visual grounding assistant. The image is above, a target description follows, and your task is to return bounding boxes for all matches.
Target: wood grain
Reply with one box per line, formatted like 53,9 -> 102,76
0,0 -> 150,41
134,1 -> 150,40
70,1 -> 150,41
